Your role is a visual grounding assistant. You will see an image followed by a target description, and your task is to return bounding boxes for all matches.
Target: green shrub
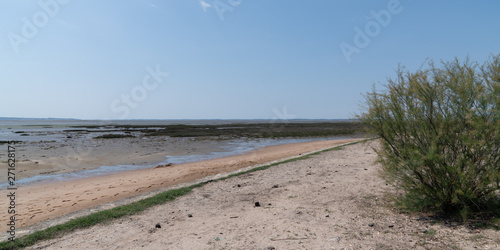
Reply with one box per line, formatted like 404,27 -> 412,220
358,54 -> 499,217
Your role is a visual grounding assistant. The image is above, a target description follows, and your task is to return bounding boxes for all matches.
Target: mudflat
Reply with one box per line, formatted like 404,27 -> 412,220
2,137 -> 235,182
1,121 -> 365,183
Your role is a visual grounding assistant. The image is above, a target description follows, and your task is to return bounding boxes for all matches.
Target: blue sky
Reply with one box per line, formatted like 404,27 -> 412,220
1,0 -> 499,120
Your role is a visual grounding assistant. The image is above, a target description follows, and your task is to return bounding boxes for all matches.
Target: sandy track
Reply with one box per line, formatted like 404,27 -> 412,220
26,141 -> 500,249
0,139 -> 361,235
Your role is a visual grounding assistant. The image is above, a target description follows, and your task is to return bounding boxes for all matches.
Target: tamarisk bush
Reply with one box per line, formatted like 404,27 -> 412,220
359,54 -> 499,217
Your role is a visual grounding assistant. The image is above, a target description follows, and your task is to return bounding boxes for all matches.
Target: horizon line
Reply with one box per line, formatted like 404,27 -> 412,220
0,117 -> 354,121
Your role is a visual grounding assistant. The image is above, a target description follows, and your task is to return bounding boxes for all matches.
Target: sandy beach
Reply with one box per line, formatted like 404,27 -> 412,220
0,138 -> 362,236
23,140 -> 500,249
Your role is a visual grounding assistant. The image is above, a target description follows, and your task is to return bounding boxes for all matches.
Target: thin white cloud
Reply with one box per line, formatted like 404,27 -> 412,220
199,0 -> 212,12
149,3 -> 158,9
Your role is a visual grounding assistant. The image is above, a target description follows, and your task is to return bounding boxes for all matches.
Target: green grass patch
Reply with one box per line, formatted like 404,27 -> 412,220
424,229 -> 437,236
0,139 -> 369,249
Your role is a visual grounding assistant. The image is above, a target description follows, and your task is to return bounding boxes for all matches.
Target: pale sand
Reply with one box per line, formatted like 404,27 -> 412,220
0,138 -> 361,234
25,140 -> 500,249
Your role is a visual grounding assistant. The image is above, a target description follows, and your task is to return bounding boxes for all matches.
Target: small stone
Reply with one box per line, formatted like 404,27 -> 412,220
255,202 -> 261,207
188,214 -> 193,217
368,223 -> 375,227
237,184 -> 241,187
267,247 -> 276,250
155,223 -> 161,229
325,215 -> 330,218
272,184 -> 279,188
388,225 -> 394,228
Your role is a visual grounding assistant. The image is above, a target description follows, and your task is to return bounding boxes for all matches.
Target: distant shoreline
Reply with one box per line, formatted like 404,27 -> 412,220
0,117 -> 355,121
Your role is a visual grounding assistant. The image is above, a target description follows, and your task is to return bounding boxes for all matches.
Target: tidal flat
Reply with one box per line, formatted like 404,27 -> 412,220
0,120 -> 365,185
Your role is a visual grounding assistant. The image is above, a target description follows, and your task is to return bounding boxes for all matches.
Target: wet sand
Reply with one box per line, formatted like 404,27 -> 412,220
0,138 -> 362,235
1,137 -> 233,183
